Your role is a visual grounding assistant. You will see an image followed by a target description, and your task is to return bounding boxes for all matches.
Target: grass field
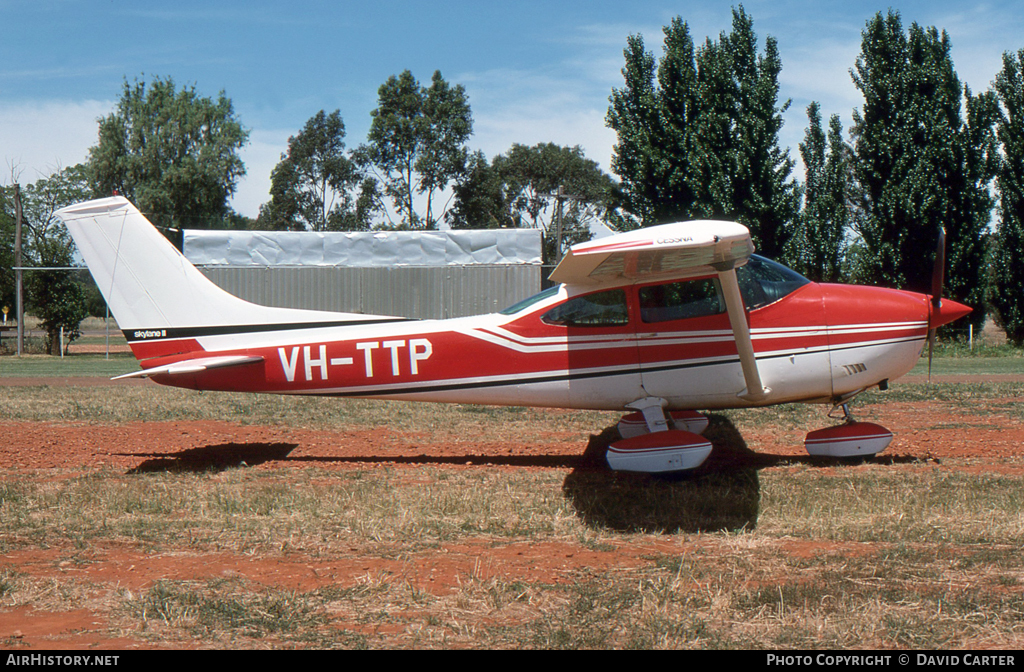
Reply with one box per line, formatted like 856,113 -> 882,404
2,347 -> 1024,648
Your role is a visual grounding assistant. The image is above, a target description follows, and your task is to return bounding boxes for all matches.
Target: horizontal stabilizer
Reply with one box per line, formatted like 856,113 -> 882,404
112,355 -> 265,380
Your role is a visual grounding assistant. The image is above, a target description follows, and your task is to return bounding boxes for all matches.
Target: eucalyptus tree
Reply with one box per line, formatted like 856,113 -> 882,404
20,165 -> 92,354
447,143 -> 617,261
354,70 -> 472,229
258,110 -> 374,231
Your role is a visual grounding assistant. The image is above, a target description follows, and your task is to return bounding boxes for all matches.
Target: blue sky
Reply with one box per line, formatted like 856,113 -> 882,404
2,0 -> 1023,218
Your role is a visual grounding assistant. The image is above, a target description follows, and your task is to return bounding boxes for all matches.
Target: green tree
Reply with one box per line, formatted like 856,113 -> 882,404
991,49 -> 1024,345
21,165 -> 92,354
354,70 -> 473,229
88,76 -> 249,230
789,102 -> 850,282
448,143 -> 617,261
850,11 -> 997,332
446,151 -> 516,230
257,110 -> 374,231
0,187 -> 15,319
606,7 -> 799,259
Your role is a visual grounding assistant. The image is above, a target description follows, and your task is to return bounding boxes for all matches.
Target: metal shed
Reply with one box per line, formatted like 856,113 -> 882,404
182,228 -> 544,319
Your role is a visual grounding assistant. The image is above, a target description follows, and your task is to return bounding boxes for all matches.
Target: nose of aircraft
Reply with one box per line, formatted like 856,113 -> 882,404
929,296 -> 972,329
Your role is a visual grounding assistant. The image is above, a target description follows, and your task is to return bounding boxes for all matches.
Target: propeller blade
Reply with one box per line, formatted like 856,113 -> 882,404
928,227 -> 946,386
931,227 -> 946,313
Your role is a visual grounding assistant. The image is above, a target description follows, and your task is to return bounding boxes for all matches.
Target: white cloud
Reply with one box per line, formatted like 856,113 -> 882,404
0,100 -> 111,184
230,128 -> 290,218
474,107 -> 616,173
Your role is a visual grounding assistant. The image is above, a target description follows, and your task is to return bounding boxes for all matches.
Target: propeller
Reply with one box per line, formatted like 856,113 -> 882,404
927,227 -> 946,384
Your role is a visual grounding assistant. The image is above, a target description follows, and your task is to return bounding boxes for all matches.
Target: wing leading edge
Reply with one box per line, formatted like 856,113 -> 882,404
547,220 -> 754,286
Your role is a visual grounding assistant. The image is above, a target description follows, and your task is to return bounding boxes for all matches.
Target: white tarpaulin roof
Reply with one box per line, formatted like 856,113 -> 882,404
183,229 -> 543,267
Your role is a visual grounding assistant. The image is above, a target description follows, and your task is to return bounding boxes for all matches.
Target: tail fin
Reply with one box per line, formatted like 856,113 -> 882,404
57,197 -> 397,361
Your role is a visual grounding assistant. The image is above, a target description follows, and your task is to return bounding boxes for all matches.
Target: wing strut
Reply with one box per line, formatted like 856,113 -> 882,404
717,265 -> 770,402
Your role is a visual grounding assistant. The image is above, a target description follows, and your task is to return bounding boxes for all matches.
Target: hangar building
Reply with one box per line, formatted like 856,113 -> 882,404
182,228 -> 544,320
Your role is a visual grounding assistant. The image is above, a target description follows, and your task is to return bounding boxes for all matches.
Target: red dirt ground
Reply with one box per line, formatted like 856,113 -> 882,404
2,375 -> 1023,649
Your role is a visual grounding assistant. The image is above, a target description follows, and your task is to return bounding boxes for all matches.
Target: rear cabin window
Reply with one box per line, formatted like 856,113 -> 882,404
639,278 -> 724,323
541,289 -> 629,327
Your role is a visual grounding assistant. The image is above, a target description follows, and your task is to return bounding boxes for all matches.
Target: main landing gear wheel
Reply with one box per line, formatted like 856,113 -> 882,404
804,403 -> 893,459
606,430 -> 713,473
608,399 -> 712,473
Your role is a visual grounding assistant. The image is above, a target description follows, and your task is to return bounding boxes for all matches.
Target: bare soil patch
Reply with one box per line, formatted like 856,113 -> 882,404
2,376 -> 1023,649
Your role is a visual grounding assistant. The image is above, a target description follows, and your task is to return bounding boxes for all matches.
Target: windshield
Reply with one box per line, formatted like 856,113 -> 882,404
736,255 -> 811,310
499,285 -> 560,315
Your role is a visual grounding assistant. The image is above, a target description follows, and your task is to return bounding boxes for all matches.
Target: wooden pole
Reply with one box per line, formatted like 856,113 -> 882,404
14,184 -> 23,356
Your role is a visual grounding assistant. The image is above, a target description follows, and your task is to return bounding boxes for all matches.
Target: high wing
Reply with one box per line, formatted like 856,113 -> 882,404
547,220 -> 754,286
550,220 -> 768,402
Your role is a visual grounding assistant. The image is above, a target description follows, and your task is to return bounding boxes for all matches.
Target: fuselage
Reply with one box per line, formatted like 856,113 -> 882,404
132,256 -> 957,412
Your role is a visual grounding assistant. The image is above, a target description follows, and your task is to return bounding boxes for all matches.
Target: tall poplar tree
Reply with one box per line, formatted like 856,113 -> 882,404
850,11 -> 997,329
607,7 -> 798,259
991,49 -> 1024,345
790,102 -> 850,283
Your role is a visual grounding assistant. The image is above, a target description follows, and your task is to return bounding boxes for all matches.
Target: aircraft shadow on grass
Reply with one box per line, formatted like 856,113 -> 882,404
124,443 -> 299,474
120,414 -> 922,533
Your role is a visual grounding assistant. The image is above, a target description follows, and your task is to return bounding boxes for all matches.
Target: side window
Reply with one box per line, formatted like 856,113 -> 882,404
542,289 -> 629,327
639,278 -> 724,323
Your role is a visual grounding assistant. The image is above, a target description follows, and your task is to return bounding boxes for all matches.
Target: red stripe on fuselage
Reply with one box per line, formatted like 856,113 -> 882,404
130,338 -> 205,361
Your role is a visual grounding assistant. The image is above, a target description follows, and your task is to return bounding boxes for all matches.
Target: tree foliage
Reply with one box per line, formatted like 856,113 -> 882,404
850,11 -> 998,330
789,102 -> 850,282
991,49 -> 1024,345
606,7 -> 798,259
88,76 -> 249,230
257,110 -> 375,231
354,70 -> 472,229
20,165 -> 92,354
0,188 -> 15,318
447,143 -> 617,261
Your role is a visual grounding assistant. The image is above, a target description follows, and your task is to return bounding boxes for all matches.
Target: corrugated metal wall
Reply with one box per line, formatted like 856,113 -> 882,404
197,265 -> 543,319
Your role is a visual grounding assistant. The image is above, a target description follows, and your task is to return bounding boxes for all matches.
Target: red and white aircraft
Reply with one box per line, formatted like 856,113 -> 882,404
57,196 -> 971,473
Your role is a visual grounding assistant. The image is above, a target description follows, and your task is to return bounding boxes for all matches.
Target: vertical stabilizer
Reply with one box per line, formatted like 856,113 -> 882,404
57,197 -> 394,337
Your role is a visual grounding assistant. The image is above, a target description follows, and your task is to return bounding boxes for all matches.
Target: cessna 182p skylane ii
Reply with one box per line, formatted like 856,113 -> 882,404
57,196 -> 971,473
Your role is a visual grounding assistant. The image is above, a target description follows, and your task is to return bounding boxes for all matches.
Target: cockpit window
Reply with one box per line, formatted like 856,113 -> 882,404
542,289 -> 629,327
499,285 -> 560,315
737,255 -> 810,310
639,278 -> 724,323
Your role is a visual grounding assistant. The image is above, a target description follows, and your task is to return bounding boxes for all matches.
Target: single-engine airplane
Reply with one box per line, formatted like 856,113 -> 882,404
57,196 -> 971,473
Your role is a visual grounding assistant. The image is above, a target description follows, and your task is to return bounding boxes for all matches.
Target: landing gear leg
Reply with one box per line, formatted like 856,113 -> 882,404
829,402 -> 854,424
